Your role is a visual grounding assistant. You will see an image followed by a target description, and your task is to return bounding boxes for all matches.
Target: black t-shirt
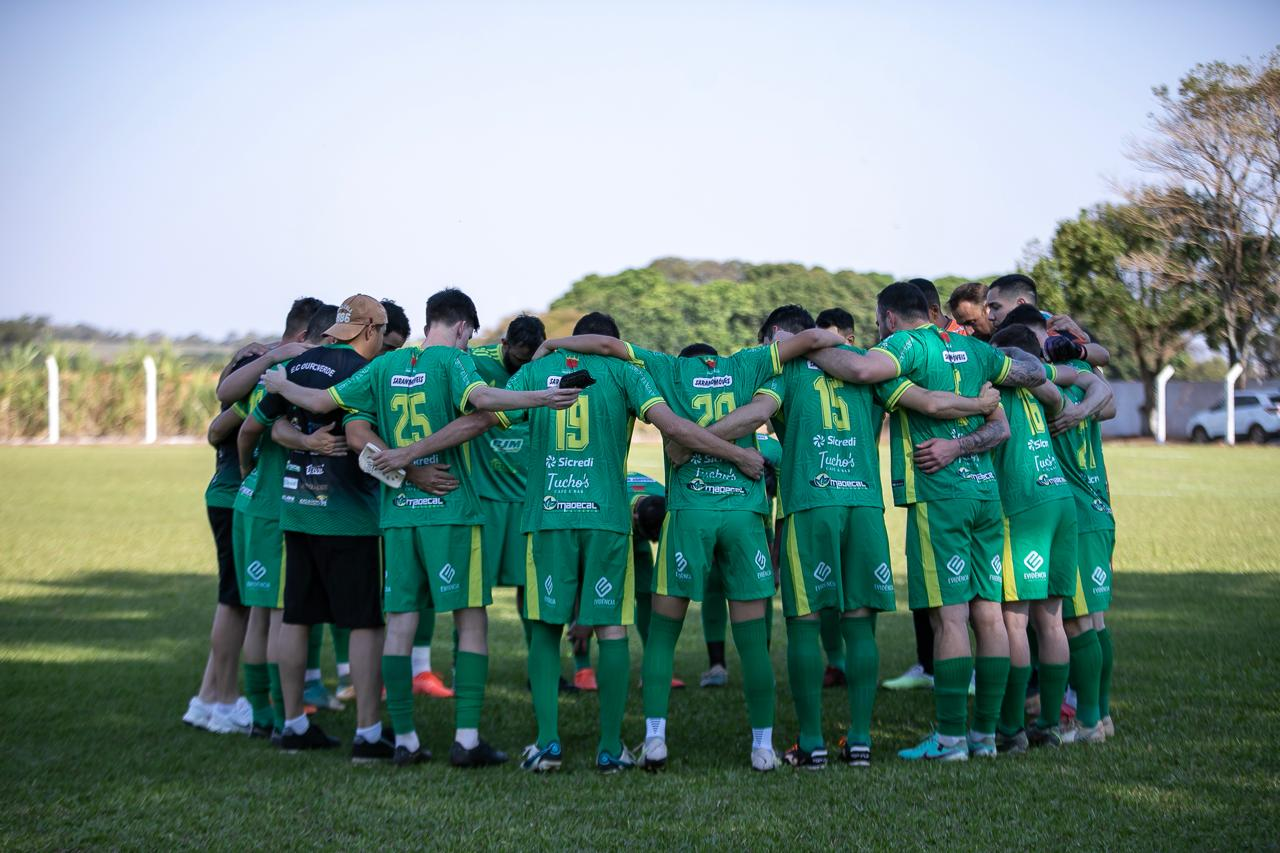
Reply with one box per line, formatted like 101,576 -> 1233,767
204,353 -> 259,508
256,344 -> 379,536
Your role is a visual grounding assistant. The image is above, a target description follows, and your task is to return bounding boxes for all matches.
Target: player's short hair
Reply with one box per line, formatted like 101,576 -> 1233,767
989,274 -> 1038,304
990,323 -> 1044,359
284,297 -> 326,338
505,314 -> 546,352
947,281 -> 987,314
877,282 -> 929,321
907,278 -> 941,309
425,288 -> 480,330
635,495 -> 666,541
679,343 -> 718,358
381,299 -> 411,339
573,311 -> 620,338
815,307 -> 854,333
1001,304 -> 1047,332
304,304 -> 339,343
758,304 -> 815,342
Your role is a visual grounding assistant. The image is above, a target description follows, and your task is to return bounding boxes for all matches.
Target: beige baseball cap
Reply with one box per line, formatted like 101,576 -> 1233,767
325,294 -> 388,341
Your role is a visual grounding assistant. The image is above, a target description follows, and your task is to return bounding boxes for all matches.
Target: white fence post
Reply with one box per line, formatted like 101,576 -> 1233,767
1154,364 -> 1175,443
1224,363 -> 1244,446
45,356 -> 59,444
143,355 -> 157,445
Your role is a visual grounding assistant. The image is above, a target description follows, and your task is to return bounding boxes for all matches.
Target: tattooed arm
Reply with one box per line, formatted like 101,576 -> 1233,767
998,347 -> 1048,389
912,407 -> 1010,475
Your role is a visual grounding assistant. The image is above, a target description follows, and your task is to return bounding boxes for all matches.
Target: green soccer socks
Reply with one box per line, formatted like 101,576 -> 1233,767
1097,627 -> 1113,719
998,665 -> 1033,736
382,654 -> 415,736
528,621 -> 563,748
786,619 -> 824,751
820,608 -> 845,672
843,615 -> 878,745
731,618 -> 775,730
453,651 -> 488,730
933,656 -> 974,737
596,637 -> 630,758
973,656 -> 1011,737
1068,630 -> 1102,728
642,612 -> 684,721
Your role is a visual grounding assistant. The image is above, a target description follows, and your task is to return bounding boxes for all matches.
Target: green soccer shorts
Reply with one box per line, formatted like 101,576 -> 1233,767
1063,529 -> 1114,618
905,499 -> 1004,610
383,525 -> 487,613
1000,496 -> 1078,603
780,506 -> 895,617
235,511 -> 285,609
523,529 -> 634,626
481,500 -> 526,589
655,509 -> 773,602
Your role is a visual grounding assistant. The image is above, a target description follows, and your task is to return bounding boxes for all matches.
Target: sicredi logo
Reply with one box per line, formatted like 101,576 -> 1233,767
390,374 -> 426,388
942,350 -> 969,364
946,555 -> 966,576
595,577 -> 613,598
1091,566 -> 1108,587
439,564 -> 456,584
247,561 -> 267,581
813,562 -> 832,582
874,563 -> 892,585
1024,552 -> 1045,572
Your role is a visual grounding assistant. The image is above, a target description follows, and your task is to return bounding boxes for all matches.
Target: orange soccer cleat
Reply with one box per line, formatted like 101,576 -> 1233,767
573,668 -> 598,691
412,671 -> 455,698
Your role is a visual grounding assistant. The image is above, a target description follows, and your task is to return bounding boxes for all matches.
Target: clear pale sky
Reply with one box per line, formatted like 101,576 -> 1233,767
2,1 -> 1277,339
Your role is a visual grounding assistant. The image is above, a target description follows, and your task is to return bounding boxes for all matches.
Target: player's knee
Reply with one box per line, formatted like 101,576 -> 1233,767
595,624 -> 626,641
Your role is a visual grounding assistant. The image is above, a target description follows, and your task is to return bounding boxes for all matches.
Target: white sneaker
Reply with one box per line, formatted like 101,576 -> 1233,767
881,663 -> 933,691
182,696 -> 211,729
637,737 -> 668,771
230,696 -> 253,729
699,664 -> 728,688
206,703 -> 251,735
751,746 -> 782,772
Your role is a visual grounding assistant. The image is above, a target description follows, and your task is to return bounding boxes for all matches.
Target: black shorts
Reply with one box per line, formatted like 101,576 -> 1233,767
282,532 -> 384,629
206,505 -> 242,607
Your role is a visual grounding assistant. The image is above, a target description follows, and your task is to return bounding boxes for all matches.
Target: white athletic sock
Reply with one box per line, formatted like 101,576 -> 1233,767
395,731 -> 421,753
213,702 -> 234,718
751,727 -> 773,750
411,646 -> 432,677
356,722 -> 382,743
937,732 -> 964,747
646,718 -> 667,741
285,714 -> 310,736
305,668 -> 322,683
337,662 -> 351,678
455,728 -> 479,750
969,729 -> 993,743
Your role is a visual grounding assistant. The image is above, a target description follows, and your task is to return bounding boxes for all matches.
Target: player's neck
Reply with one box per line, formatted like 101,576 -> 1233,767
422,328 -> 462,349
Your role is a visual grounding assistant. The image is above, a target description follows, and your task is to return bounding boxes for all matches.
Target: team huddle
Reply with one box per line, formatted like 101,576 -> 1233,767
183,274 -> 1118,771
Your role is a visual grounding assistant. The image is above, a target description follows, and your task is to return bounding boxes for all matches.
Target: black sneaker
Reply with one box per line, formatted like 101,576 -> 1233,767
280,723 -> 339,752
838,737 -> 871,767
783,743 -> 828,770
450,739 -> 510,768
351,730 -> 395,764
393,745 -> 432,767
269,728 -> 283,748
524,677 -> 581,694
250,721 -> 274,740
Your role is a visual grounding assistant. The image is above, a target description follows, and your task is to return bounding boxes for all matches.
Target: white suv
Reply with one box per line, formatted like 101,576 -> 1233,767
1187,391 -> 1280,444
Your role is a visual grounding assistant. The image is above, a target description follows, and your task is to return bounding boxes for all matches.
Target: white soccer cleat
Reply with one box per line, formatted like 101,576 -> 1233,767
881,663 -> 933,691
182,696 -> 212,729
636,737 -> 668,772
205,701 -> 252,735
751,746 -> 782,772
699,664 -> 729,688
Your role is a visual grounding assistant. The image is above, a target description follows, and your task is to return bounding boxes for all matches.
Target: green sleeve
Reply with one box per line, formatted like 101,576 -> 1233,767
868,330 -> 914,379
501,363 -> 534,424
973,338 -> 1013,384
736,343 -> 784,389
450,351 -> 488,415
874,376 -> 915,411
757,375 -> 785,413
621,362 -> 665,423
329,362 -> 378,415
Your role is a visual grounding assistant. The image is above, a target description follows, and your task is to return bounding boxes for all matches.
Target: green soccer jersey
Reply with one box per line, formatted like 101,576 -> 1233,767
627,470 -> 665,504
759,348 -> 888,516
329,345 -> 488,529
871,324 -> 1013,506
1051,360 -> 1115,533
232,375 -> 290,521
468,343 -> 531,503
506,351 -> 665,535
757,431 -> 782,469
204,352 -> 257,508
993,363 -> 1072,514
629,342 -> 782,516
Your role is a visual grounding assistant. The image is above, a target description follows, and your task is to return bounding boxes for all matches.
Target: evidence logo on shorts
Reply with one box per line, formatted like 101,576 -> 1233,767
674,551 -> 690,578
1091,566 -> 1109,590
1023,551 -> 1047,579
439,564 -> 456,586
245,561 -> 268,588
593,576 -> 616,607
945,555 -> 967,581
390,374 -> 426,388
755,551 -> 770,579
813,562 -> 832,583
874,563 -> 893,591
543,575 -> 554,596
989,555 -> 1002,582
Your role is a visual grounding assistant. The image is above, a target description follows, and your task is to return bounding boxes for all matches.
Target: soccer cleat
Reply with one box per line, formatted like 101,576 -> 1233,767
1073,721 -> 1106,744
670,677 -> 686,689
784,743 -> 829,770
897,733 -> 968,762
1101,715 -> 1115,738
250,721 -> 274,740
182,696 -> 212,729
995,729 -> 1028,755
822,666 -> 847,688
881,663 -> 933,691
351,731 -> 395,764
750,746 -> 783,772
967,733 -> 997,759
335,676 -> 356,703
596,746 -> 637,774
280,722 -> 340,752
1027,724 -> 1065,749
412,671 -> 455,698
392,744 -> 432,767
519,741 -> 563,773
573,668 -> 598,691
268,728 -> 283,748
205,701 -> 252,735
450,739 -> 509,768
699,664 -> 729,688
636,737 -> 668,772
303,681 -> 345,711
837,736 -> 871,767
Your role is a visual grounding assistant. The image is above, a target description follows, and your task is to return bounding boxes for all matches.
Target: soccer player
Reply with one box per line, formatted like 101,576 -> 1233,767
185,298 -> 320,733
999,310 -> 1118,744
984,274 -> 1110,367
909,278 -> 967,336
808,283 -> 1048,761
947,282 -> 994,340
816,307 -> 856,343
706,304 -> 999,767
510,312 -> 775,773
270,288 -> 579,767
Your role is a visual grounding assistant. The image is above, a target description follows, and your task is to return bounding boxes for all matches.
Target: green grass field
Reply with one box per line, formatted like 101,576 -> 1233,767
1,442 -> 1278,850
